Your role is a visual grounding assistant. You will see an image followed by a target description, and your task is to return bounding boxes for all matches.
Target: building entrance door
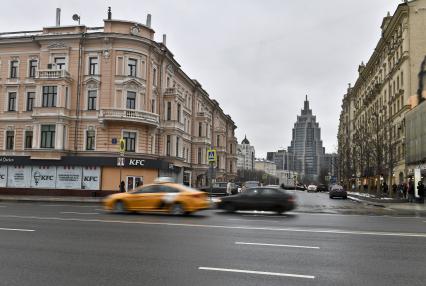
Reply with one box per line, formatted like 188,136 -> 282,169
126,176 -> 143,192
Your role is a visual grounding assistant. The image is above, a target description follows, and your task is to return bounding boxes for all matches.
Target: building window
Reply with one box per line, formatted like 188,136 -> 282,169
26,92 -> 35,111
86,130 -> 95,150
40,125 -> 55,149
6,130 -> 14,150
166,135 -> 171,156
230,144 -> 233,154
198,148 -> 202,164
177,103 -> 181,122
167,102 -> 172,120
87,90 -> 97,110
176,137 -> 180,157
42,86 -> 57,107
152,68 -> 157,86
217,156 -> 220,169
29,60 -> 37,78
128,58 -> 137,77
54,57 -> 66,70
126,91 -> 136,109
123,131 -> 136,152
89,57 -> 98,75
199,122 -> 202,137
216,135 -> 220,146
25,130 -> 33,149
151,99 -> 156,113
10,60 -> 18,78
8,92 -> 16,111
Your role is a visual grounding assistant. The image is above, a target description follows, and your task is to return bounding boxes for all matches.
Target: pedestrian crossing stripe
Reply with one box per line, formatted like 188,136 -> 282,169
207,149 -> 217,162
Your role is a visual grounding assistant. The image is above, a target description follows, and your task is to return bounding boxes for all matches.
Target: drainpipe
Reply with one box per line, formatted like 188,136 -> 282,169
74,32 -> 86,152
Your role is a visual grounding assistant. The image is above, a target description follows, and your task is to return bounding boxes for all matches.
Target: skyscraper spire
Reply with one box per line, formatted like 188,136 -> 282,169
304,94 -> 309,111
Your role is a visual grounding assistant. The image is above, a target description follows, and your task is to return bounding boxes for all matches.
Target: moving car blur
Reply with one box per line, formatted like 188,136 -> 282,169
103,181 -> 210,215
329,184 -> 347,199
217,187 -> 296,214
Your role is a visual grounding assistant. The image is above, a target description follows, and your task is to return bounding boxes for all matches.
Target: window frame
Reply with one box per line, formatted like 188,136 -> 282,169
5,130 -> 14,150
26,91 -> 35,111
123,131 -> 137,152
42,86 -> 57,108
88,56 -> 98,75
126,91 -> 136,109
40,124 -> 56,149
128,58 -> 137,77
86,129 -> 96,151
8,92 -> 16,112
10,60 -> 18,78
24,130 -> 33,149
29,59 -> 38,78
87,90 -> 97,111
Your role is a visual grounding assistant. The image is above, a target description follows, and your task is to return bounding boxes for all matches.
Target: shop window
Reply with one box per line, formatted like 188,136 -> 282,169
126,176 -> 143,192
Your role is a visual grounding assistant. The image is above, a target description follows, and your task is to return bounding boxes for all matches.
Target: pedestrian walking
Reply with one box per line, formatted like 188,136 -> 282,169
226,182 -> 232,196
403,182 -> 408,199
392,183 -> 397,197
408,179 -> 415,203
397,183 -> 403,199
382,182 -> 388,197
119,180 -> 126,193
417,181 -> 425,203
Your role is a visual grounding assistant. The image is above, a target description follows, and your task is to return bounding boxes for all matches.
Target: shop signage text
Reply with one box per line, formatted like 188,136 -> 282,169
129,159 -> 145,166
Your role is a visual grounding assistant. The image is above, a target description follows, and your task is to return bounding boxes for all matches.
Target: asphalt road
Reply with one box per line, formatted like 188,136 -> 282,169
0,192 -> 425,286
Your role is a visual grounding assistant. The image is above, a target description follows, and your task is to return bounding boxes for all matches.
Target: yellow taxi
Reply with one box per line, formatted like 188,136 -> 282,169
103,182 -> 210,215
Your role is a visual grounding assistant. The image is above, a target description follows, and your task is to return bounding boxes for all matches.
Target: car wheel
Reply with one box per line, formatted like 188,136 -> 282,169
224,202 -> 236,213
329,195 -> 333,199
113,200 -> 126,213
170,203 -> 185,215
343,196 -> 347,200
275,206 -> 284,215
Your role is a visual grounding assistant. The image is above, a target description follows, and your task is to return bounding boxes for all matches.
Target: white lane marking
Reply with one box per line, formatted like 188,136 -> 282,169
242,214 -> 287,218
198,267 -> 315,279
228,218 -> 280,223
235,242 -> 320,249
0,227 -> 35,232
40,204 -> 97,208
1,214 -> 426,238
287,212 -> 425,219
60,212 -> 99,215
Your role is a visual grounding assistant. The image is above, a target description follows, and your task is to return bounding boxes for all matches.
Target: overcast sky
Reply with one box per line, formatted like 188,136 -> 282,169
0,0 -> 400,157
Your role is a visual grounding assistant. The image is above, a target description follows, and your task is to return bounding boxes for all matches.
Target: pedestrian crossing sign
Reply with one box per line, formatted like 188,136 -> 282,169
207,149 -> 217,163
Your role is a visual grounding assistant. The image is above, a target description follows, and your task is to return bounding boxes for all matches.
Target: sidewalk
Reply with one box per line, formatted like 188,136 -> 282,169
348,192 -> 426,214
0,195 -> 102,203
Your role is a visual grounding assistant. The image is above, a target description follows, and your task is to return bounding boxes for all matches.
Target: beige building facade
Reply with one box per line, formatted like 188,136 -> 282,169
338,0 -> 426,193
0,12 -> 237,193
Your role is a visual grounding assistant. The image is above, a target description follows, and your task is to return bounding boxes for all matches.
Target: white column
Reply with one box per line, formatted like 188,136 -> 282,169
55,123 -> 64,150
33,125 -> 40,149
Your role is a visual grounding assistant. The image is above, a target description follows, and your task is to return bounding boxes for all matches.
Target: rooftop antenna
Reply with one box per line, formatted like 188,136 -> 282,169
72,13 -> 81,25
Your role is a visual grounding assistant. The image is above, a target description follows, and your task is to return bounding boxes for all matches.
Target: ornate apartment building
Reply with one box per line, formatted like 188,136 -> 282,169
338,0 -> 426,191
0,11 -> 237,193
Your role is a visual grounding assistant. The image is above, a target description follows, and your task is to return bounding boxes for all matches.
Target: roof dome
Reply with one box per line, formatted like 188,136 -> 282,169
241,135 -> 250,145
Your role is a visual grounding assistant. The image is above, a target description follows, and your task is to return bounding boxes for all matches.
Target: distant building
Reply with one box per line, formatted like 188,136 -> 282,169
287,96 -> 325,180
267,149 -> 290,170
254,159 -> 277,177
237,135 -> 255,170
321,153 -> 338,181
275,170 -> 299,187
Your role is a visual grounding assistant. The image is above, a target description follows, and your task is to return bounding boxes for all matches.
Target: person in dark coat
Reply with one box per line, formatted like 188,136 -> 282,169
417,181 -> 425,203
382,182 -> 388,197
392,183 -> 397,197
403,182 -> 408,199
408,179 -> 415,203
119,180 -> 126,193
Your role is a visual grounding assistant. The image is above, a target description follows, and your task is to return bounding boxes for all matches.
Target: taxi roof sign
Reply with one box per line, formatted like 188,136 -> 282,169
207,149 -> 217,163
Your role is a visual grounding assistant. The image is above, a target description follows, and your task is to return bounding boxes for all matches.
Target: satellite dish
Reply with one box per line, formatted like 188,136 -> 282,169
72,14 -> 80,21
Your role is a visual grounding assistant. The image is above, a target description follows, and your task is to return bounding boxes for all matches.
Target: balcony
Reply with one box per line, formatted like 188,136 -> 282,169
99,109 -> 159,127
32,106 -> 71,118
162,120 -> 185,132
36,69 -> 71,80
163,87 -> 184,101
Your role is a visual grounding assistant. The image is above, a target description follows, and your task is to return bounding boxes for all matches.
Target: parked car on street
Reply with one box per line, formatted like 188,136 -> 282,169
307,185 -> 317,192
216,187 -> 296,214
200,182 -> 237,196
103,182 -> 210,215
316,184 -> 328,192
329,184 -> 347,199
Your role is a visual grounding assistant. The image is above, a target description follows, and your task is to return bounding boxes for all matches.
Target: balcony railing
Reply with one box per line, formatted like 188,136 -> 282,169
36,69 -> 71,79
164,87 -> 184,101
99,109 -> 159,127
162,120 -> 185,132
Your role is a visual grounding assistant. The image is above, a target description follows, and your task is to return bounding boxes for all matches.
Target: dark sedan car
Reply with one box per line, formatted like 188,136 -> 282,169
329,184 -> 347,199
316,184 -> 328,192
216,187 -> 296,214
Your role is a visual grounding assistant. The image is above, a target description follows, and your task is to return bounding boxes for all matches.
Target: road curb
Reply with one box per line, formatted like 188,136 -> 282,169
0,196 -> 102,204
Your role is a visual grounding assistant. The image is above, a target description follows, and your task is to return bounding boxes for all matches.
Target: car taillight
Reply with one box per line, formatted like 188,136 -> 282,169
288,196 -> 295,203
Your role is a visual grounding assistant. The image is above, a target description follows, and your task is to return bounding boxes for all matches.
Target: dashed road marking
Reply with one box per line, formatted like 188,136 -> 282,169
235,241 -> 320,249
0,227 -> 35,232
198,267 -> 315,279
60,212 -> 99,215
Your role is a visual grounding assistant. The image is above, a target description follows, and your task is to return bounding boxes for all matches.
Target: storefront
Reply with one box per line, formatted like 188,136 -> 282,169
0,155 -> 174,194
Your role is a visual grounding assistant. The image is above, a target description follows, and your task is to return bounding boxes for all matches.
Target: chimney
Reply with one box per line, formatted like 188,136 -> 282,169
108,7 -> 112,20
56,8 -> 61,26
146,14 -> 152,28
162,34 -> 167,46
